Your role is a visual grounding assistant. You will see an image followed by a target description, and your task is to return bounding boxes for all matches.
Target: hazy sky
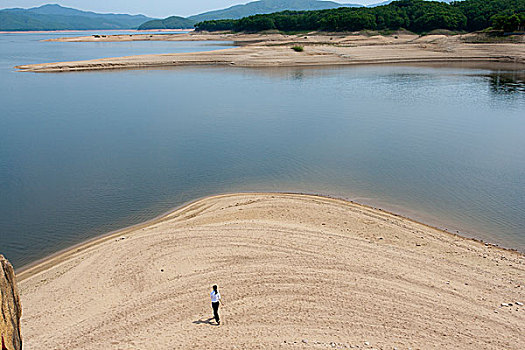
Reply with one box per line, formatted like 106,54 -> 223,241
0,0 -> 382,18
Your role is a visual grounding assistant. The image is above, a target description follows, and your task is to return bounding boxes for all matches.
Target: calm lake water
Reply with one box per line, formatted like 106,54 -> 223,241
1,32 -> 524,268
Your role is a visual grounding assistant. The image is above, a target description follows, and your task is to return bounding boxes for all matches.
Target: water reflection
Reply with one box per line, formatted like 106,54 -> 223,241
488,71 -> 525,94
291,70 -> 305,80
1,37 -> 524,267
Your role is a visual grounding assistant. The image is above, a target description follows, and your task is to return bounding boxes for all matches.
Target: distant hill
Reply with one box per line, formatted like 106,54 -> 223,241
188,0 -> 362,22
0,4 -> 154,31
138,0 -> 362,30
367,0 -> 393,6
137,16 -> 196,30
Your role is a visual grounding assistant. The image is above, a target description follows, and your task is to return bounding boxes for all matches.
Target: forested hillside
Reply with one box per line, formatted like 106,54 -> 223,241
195,0 -> 525,33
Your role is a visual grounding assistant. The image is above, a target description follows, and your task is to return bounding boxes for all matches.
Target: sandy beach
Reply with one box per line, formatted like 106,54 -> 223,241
15,32 -> 525,72
17,193 -> 525,349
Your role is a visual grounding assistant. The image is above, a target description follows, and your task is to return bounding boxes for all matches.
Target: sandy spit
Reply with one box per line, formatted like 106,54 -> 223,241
15,33 -> 525,72
18,193 -> 525,349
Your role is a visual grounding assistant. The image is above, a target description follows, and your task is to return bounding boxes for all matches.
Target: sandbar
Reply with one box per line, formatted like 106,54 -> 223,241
18,193 -> 525,349
15,32 -> 525,72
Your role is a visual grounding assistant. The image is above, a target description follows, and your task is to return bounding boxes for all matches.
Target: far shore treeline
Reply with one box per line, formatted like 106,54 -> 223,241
195,0 -> 525,33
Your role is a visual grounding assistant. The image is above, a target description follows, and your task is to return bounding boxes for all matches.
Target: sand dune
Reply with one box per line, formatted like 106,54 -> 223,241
18,193 -> 525,349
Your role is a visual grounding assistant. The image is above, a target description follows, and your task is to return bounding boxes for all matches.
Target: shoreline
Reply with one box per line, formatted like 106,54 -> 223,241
16,192 -> 523,282
14,193 -> 215,280
0,29 -> 192,34
18,192 -> 525,349
14,32 -> 525,72
15,56 -> 525,74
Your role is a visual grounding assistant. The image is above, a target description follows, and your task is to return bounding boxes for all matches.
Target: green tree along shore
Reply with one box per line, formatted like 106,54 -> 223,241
195,0 -> 525,34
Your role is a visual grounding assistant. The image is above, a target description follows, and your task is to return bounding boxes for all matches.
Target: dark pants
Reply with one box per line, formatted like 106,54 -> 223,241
212,301 -> 220,323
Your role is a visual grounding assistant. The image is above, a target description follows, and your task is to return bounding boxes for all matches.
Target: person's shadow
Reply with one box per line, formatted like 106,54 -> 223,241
193,317 -> 218,326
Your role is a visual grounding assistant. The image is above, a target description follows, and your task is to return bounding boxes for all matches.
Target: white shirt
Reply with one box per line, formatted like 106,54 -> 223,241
211,291 -> 221,303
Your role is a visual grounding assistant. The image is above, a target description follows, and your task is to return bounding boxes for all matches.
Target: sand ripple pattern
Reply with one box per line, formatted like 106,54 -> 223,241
19,194 -> 525,349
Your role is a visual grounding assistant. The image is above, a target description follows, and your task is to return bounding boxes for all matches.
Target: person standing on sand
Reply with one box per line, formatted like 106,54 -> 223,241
211,285 -> 222,325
